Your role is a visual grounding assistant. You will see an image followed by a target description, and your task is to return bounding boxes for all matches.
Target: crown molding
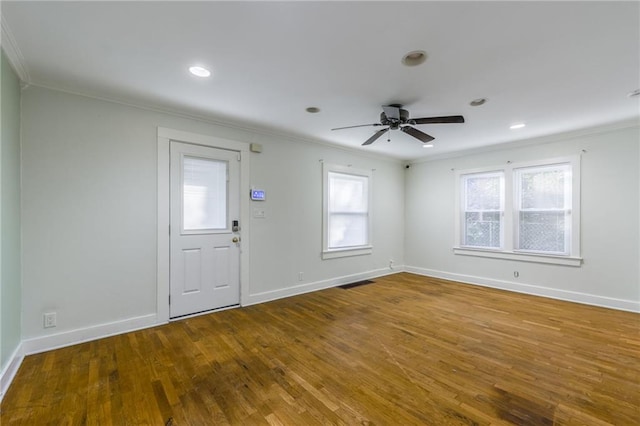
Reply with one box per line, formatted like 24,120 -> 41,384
1,15 -> 30,82
408,118 -> 640,165
25,81 -> 405,165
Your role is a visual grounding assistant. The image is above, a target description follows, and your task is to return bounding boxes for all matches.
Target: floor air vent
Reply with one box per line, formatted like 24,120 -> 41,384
339,280 -> 375,289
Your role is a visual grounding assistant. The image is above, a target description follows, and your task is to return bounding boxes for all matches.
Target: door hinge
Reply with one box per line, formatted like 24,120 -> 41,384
237,152 -> 241,161
169,224 -> 171,235
169,295 -> 171,305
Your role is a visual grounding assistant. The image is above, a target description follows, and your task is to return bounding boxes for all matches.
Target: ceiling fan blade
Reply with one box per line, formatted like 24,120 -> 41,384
411,115 -> 465,125
362,128 -> 388,146
401,126 -> 435,143
382,105 -> 400,120
331,123 -> 383,131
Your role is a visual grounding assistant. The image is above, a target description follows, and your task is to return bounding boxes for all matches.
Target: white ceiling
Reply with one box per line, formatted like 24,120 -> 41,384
2,1 -> 639,160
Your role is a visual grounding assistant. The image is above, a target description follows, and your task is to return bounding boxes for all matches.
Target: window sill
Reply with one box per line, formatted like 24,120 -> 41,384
453,247 -> 582,267
322,246 -> 372,260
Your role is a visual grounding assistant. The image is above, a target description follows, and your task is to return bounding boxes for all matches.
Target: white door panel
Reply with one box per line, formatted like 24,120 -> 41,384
170,141 -> 240,318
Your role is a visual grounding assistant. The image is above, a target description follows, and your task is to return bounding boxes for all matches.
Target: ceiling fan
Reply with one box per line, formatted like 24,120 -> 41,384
331,104 -> 464,146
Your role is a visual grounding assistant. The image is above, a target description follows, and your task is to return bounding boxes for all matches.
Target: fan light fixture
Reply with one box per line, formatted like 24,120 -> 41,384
510,123 -> 526,130
189,66 -> 211,77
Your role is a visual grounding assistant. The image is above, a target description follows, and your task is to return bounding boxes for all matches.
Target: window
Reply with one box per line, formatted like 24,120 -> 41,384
515,164 -> 572,254
323,164 -> 372,259
461,171 -> 504,249
455,157 -> 581,266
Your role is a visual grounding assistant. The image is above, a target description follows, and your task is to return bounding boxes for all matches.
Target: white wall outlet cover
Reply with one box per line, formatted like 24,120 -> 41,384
43,312 -> 57,328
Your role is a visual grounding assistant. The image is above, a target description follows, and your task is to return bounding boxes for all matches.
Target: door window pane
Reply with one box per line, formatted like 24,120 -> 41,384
182,156 -> 227,231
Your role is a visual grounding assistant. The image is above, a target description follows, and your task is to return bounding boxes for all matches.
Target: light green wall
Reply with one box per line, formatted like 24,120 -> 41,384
1,50 -> 22,370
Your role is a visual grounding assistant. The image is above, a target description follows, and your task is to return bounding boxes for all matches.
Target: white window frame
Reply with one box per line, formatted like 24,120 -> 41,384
454,156 -> 582,267
322,163 -> 373,259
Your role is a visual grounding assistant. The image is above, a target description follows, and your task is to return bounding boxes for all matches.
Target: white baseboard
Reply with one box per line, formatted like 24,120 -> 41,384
244,266 -> 401,306
21,313 -> 162,356
0,342 -> 24,402
405,266 -> 640,313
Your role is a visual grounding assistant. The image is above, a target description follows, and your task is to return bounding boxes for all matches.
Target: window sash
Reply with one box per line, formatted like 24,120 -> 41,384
514,163 -> 572,255
328,212 -> 369,249
460,171 -> 504,249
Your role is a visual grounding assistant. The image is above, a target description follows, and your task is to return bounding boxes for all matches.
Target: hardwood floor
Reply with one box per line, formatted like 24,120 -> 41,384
2,273 -> 639,425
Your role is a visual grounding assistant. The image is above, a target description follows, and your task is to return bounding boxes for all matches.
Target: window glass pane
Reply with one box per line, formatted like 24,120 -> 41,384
328,172 -> 367,212
183,156 -> 227,230
464,211 -> 501,248
464,174 -> 501,210
328,214 -> 368,248
519,211 -> 566,252
519,165 -> 569,210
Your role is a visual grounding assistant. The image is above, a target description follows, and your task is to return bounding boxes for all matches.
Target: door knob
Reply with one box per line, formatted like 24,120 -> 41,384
232,237 -> 239,243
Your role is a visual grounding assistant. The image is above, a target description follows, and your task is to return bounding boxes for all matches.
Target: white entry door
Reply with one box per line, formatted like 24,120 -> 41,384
170,141 -> 240,318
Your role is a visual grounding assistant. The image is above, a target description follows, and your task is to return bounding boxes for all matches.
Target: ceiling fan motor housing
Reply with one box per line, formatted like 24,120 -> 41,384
380,108 -> 411,130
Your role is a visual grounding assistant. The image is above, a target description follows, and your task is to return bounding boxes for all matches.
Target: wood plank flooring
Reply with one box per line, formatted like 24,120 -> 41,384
2,273 -> 639,425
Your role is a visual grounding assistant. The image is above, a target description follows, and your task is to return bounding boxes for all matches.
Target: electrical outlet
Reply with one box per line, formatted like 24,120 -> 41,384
514,271 -> 520,278
43,312 -> 57,328
298,272 -> 304,281
389,259 -> 395,269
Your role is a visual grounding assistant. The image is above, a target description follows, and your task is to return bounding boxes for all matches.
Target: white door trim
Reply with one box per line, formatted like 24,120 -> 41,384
157,127 -> 251,323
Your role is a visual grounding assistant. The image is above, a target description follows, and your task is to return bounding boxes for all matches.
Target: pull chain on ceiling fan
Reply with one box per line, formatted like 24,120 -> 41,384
332,104 -> 464,146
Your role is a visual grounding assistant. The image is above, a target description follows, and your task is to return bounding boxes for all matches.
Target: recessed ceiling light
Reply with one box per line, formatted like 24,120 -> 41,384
510,123 -> 526,130
306,107 -> 321,113
628,89 -> 640,98
402,50 -> 427,67
470,98 -> 487,107
422,143 -> 434,148
189,66 -> 211,78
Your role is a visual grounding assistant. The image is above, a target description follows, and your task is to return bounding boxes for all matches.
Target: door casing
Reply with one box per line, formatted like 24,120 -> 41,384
157,127 -> 250,323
